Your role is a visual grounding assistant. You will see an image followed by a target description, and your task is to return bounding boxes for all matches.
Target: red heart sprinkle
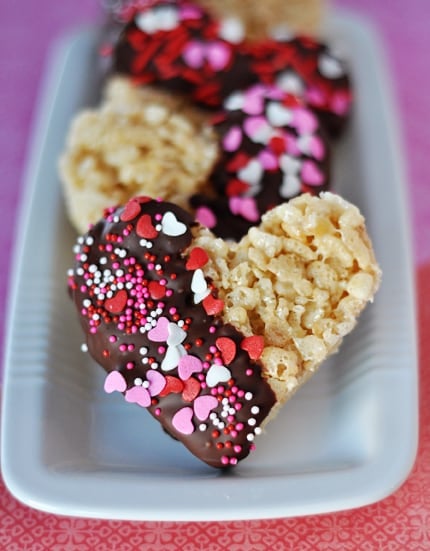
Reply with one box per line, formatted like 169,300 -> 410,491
159,376 -> 184,397
186,247 -> 209,271
215,337 -> 236,365
225,179 -> 250,197
226,152 -> 250,172
136,214 -> 158,239
148,281 -> 166,299
240,335 -> 265,360
105,289 -> 128,313
182,377 -> 201,402
269,136 -> 287,156
203,295 -> 224,316
120,199 -> 141,222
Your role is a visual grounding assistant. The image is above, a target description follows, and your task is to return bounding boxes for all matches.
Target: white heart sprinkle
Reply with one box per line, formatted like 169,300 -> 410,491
191,269 -> 210,304
224,91 -> 244,111
280,173 -> 301,198
275,71 -> 304,95
161,211 -> 187,236
161,344 -> 186,372
238,159 -> 263,186
167,322 -> 187,346
135,6 -> 178,34
219,17 -> 245,43
280,154 -> 302,175
318,54 -> 344,79
206,364 -> 232,387
266,102 -> 293,127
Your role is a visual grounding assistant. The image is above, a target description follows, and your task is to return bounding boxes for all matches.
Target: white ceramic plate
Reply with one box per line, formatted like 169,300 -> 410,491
1,12 -> 418,521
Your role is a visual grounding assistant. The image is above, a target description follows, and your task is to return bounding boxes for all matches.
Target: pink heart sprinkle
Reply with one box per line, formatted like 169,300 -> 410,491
195,206 -> 217,228
292,107 -> 318,134
104,371 -> 127,394
194,395 -> 218,421
243,116 -> 267,140
183,41 -> 205,69
242,87 -> 264,115
301,160 -> 324,185
206,42 -> 231,71
178,355 -> 203,381
147,370 -> 166,397
172,407 -> 195,435
331,91 -> 351,116
258,149 -> 278,170
179,5 -> 202,20
310,136 -> 325,160
229,197 -> 260,222
125,386 -> 151,408
148,316 -> 169,342
223,126 -> 242,152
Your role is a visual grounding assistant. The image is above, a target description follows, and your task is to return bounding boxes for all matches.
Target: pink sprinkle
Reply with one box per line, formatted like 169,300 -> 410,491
236,423 -> 244,431
169,307 -> 177,315
237,390 -> 245,398
119,344 -> 127,352
221,456 -> 229,466
246,369 -> 253,376
166,290 -> 173,297
250,444 -> 256,451
229,457 -> 238,465
158,346 -> 166,354
155,408 -> 161,416
155,213 -> 162,221
126,362 -> 134,370
109,335 -> 117,343
90,327 -> 97,334
234,445 -> 242,453
209,326 -> 216,334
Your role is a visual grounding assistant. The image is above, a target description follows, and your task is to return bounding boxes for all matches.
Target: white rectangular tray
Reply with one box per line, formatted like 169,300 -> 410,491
1,12 -> 418,521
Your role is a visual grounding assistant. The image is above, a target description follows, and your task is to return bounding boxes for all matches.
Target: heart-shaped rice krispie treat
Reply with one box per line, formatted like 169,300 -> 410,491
68,191 -> 380,468
60,76 -> 218,234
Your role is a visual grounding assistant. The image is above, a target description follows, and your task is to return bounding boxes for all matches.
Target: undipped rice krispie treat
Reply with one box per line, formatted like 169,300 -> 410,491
195,0 -> 326,40
59,76 -> 218,234
68,191 -> 381,467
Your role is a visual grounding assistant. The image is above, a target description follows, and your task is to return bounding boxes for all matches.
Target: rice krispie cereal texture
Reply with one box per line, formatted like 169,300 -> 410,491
193,192 -> 381,420
195,0 -> 326,40
60,76 -> 218,234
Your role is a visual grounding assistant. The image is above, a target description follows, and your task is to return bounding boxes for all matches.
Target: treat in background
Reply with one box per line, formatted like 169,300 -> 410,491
68,192 -> 381,468
191,83 -> 331,240
59,76 -> 218,234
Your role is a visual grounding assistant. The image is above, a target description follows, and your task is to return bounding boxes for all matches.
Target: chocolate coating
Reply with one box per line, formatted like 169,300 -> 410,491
68,197 -> 276,468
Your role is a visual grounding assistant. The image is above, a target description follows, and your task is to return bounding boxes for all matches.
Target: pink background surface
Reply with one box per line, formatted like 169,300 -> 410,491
0,1 -> 429,549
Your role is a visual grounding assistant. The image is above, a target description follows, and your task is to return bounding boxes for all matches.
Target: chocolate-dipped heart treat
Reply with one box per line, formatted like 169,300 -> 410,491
68,192 -> 380,468
191,83 -> 330,239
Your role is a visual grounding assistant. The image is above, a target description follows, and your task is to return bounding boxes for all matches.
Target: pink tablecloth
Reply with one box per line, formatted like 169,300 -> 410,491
1,1 -> 429,548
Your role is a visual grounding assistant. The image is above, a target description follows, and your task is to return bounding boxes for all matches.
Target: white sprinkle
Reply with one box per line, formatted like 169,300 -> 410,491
254,427 -> 262,435
245,392 -> 253,401
134,377 -> 143,386
139,347 -> 148,355
81,343 -> 88,353
76,268 -> 84,276
83,299 -> 91,308
100,257 -> 107,265
142,381 -> 150,389
151,363 -> 159,369
199,424 -> 207,431
248,418 -> 256,427
251,406 -> 260,415
246,433 -> 255,442
142,357 -> 148,364
221,410 -> 228,418
77,236 -> 84,244
85,236 -> 94,245
80,254 -> 87,262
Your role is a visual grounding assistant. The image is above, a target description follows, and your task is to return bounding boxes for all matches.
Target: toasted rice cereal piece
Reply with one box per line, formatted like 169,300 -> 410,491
196,0 -> 325,40
59,76 -> 218,233
193,192 -> 381,421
